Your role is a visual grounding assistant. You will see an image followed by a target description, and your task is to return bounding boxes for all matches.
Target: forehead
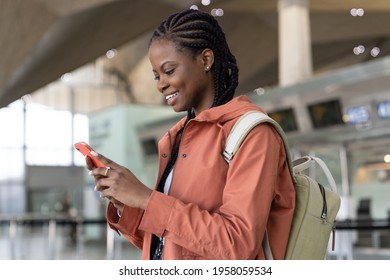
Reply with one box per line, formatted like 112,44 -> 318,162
148,39 -> 192,66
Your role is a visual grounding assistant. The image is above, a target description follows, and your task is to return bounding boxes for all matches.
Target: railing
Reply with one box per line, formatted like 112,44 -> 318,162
0,213 -> 129,260
335,219 -> 390,230
1,215 -> 390,260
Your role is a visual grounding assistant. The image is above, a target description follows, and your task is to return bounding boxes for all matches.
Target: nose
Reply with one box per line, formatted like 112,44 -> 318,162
158,78 -> 169,93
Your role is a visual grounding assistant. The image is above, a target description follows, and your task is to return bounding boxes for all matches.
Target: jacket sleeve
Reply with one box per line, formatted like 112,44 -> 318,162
106,202 -> 145,250
138,124 -> 291,259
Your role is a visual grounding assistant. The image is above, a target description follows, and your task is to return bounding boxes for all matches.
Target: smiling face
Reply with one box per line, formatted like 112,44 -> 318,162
148,38 -> 215,115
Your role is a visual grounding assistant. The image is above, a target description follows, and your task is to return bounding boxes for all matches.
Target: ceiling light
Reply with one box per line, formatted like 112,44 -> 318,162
216,8 -> 224,16
371,47 -> 380,57
254,87 -> 265,96
61,73 -> 72,82
211,8 -> 224,17
353,45 -> 365,55
357,8 -> 365,16
350,8 -> 365,16
106,49 -> 117,59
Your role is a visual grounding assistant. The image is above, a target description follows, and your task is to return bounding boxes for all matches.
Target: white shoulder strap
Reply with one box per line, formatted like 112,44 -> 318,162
223,111 -> 295,182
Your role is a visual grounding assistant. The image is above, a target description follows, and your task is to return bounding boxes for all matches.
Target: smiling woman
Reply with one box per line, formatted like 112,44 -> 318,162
87,8 -> 296,260
149,39 -> 215,114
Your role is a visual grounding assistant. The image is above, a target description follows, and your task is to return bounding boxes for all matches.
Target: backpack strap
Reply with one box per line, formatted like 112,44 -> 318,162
223,110 -> 296,260
223,111 -> 296,184
292,156 -> 338,192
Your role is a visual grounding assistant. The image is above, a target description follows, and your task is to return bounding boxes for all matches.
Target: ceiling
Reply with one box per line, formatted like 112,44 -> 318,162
1,0 -> 390,108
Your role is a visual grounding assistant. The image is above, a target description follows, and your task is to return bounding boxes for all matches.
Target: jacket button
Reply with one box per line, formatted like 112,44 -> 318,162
182,154 -> 187,158
162,153 -> 167,158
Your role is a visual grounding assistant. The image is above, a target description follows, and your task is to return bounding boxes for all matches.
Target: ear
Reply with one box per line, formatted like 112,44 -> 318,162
201,48 -> 214,71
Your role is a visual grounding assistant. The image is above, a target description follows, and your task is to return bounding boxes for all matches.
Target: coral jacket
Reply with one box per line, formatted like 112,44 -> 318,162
106,95 -> 295,259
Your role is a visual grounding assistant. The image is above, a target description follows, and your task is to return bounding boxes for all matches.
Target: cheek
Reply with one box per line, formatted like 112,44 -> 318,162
185,68 -> 208,90
174,62 -> 207,94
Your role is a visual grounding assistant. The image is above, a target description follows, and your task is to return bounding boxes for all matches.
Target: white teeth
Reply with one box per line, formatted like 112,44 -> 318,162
166,92 -> 178,100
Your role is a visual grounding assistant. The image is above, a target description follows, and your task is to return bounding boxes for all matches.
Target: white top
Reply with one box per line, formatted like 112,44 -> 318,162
163,168 -> 174,194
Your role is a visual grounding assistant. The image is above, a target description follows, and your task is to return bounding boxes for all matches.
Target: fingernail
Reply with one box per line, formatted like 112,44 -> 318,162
91,151 -> 98,157
88,171 -> 93,176
94,185 -> 97,191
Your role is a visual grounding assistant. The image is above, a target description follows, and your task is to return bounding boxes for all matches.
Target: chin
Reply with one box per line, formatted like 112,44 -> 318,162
171,106 -> 183,113
172,105 -> 189,113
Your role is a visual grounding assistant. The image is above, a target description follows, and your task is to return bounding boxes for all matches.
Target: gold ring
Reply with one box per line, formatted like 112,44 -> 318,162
104,167 -> 110,177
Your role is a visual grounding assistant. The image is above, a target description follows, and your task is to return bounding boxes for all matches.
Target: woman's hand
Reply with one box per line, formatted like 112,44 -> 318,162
85,152 -> 152,210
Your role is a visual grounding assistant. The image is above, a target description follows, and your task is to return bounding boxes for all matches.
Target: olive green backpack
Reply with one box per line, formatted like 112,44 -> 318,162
223,111 -> 341,260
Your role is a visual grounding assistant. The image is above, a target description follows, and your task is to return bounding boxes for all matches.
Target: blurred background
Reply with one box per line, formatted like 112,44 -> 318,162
1,0 -> 390,260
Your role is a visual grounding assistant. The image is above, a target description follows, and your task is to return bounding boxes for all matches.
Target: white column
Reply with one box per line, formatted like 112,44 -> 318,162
278,0 -> 313,87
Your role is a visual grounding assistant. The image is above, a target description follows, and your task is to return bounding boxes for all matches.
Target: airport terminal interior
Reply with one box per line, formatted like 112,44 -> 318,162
1,0 -> 390,260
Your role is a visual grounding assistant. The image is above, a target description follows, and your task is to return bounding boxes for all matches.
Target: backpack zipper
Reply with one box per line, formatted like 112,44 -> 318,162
318,183 -> 327,224
319,183 -> 337,251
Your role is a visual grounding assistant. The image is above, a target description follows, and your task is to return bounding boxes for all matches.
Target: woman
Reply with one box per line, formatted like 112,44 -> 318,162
88,9 -> 295,260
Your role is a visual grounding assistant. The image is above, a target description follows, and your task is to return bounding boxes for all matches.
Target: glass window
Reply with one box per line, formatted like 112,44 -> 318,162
0,100 -> 24,148
23,103 -> 88,166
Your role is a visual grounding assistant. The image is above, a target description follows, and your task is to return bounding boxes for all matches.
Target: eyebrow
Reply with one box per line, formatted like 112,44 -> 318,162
160,61 -> 175,68
152,61 -> 176,73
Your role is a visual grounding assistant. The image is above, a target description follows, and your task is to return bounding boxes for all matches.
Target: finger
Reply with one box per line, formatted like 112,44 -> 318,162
89,166 -> 112,178
85,155 -> 95,170
94,179 -> 109,192
90,151 -> 121,169
99,187 -> 112,199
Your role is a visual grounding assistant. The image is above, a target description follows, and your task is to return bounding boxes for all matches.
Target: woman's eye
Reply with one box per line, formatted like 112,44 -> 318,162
154,75 -> 160,81
165,69 -> 175,75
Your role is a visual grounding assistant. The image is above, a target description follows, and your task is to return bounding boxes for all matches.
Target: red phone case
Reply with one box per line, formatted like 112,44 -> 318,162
74,142 -> 107,168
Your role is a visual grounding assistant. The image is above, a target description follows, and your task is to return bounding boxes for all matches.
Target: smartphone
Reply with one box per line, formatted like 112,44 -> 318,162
74,142 -> 107,168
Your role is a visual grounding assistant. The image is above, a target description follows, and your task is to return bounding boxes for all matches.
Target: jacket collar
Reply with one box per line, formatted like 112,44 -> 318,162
168,95 -> 263,136
195,95 -> 262,123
